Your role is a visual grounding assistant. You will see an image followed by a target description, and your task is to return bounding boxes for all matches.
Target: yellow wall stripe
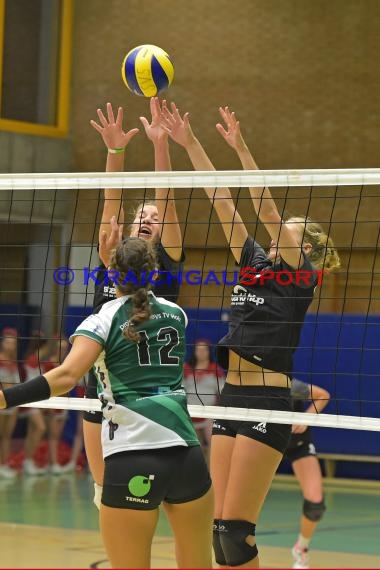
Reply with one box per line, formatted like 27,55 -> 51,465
0,0 -> 6,114
0,0 -> 73,138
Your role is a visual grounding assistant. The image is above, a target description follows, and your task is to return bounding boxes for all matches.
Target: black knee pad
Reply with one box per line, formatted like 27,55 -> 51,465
219,519 -> 258,567
213,519 -> 227,566
303,499 -> 326,522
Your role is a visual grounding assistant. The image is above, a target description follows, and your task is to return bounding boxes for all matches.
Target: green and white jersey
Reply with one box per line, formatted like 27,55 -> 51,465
71,292 -> 199,457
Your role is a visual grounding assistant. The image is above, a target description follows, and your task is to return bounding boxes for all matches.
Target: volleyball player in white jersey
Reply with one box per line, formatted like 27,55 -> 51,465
0,237 -> 213,569
85,98 -> 184,508
161,102 -> 340,568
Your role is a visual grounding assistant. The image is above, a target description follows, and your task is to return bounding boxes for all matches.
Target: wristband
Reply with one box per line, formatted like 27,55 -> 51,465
107,147 -> 126,154
3,375 -> 51,408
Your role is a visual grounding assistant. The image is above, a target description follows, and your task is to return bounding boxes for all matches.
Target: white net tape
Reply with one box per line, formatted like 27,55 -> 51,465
1,168 -> 380,189
20,398 -> 380,432
2,168 -> 379,435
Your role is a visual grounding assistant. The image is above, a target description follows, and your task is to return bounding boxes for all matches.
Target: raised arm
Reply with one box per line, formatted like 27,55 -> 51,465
140,98 -> 182,261
161,102 -> 248,264
90,103 -> 139,265
217,107 -> 305,269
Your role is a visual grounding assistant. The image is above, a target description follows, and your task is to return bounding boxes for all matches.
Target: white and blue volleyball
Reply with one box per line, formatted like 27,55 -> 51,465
121,44 -> 174,97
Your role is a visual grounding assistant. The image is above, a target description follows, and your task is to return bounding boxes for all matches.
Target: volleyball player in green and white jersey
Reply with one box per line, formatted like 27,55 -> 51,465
0,237 -> 213,569
74,279 -> 197,457
86,99 -> 185,509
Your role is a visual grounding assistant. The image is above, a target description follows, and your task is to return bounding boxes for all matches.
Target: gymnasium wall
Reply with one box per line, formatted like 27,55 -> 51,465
0,0 -> 72,181
1,1 -> 379,314
69,0 -> 380,313
72,0 -> 380,172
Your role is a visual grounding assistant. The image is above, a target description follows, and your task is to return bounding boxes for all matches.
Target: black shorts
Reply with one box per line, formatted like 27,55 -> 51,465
212,384 -> 292,454
284,433 -> 317,463
83,369 -> 103,424
102,445 -> 212,510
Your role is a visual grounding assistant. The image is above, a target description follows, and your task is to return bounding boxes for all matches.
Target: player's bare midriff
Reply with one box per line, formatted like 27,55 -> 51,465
226,350 -> 290,388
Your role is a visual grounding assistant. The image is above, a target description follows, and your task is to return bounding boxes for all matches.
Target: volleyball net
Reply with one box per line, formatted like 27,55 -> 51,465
0,169 -> 379,432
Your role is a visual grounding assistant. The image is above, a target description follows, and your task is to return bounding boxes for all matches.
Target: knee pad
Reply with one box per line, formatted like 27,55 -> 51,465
219,519 -> 258,567
303,499 -> 326,522
213,519 -> 227,566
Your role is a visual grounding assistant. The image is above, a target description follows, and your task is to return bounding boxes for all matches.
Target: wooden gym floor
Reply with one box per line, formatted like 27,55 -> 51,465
0,472 -> 379,568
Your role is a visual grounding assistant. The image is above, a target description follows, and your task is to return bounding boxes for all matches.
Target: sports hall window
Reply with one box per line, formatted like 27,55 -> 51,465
0,0 -> 72,137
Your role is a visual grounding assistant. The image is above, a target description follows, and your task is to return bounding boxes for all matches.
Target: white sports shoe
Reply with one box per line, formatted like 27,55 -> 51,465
0,465 -> 17,479
292,543 -> 310,569
59,461 -> 76,474
23,460 -> 47,476
50,463 -> 68,475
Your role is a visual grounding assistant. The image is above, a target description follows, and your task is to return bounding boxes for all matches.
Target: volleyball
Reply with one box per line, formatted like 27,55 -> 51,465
121,44 -> 174,97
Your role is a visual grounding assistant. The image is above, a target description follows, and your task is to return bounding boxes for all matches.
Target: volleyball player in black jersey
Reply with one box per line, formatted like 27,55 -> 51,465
285,379 -> 330,569
161,103 -> 340,568
86,98 -> 184,507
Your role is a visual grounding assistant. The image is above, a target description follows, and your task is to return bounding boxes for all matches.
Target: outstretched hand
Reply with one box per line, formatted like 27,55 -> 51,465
140,97 -> 168,144
90,102 -> 139,150
160,102 -> 196,148
216,106 -> 245,151
99,216 -> 123,266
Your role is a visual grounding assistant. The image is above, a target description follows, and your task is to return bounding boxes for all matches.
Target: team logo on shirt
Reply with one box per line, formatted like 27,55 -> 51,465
125,474 -> 155,504
234,285 -> 248,295
231,284 -> 264,307
103,285 -> 116,297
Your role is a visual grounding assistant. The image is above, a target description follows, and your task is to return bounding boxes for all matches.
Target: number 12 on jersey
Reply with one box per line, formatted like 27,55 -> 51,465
137,326 -> 180,366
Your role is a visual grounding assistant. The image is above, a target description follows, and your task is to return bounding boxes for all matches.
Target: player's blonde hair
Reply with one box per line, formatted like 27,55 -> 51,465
286,216 -> 341,272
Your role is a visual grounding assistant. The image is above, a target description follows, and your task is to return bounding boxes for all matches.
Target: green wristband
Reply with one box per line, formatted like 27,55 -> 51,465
108,147 -> 126,154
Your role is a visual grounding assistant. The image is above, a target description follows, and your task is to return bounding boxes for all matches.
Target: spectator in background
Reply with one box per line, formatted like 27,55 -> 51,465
62,379 -> 86,473
21,331 -> 49,476
0,327 -> 20,479
184,339 -> 225,460
43,335 -> 71,475
23,333 -> 84,476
